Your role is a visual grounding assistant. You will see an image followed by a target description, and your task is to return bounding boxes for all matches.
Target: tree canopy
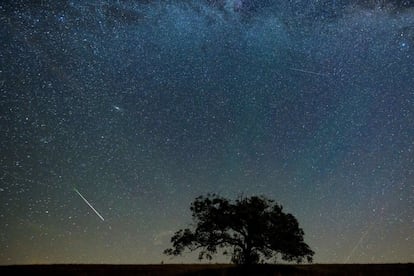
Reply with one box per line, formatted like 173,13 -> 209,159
164,194 -> 314,264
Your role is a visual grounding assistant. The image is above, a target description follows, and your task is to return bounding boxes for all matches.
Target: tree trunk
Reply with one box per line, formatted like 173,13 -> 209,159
243,241 -> 253,265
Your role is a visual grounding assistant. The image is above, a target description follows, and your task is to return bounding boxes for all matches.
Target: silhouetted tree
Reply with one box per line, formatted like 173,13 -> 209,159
164,194 -> 314,264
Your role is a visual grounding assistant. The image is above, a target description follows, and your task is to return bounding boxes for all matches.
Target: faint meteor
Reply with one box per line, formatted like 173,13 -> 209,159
73,187 -> 105,221
344,223 -> 374,263
288,67 -> 329,77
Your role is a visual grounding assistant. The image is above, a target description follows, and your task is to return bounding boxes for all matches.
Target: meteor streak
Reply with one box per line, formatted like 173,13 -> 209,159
288,67 -> 329,76
74,187 -> 105,221
344,223 -> 374,263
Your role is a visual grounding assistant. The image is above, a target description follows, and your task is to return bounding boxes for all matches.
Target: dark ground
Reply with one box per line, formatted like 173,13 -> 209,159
0,264 -> 413,276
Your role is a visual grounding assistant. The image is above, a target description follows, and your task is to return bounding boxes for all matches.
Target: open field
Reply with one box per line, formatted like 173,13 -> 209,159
0,264 -> 413,276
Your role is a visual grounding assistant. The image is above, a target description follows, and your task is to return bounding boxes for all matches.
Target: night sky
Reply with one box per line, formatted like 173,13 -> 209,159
1,0 -> 413,264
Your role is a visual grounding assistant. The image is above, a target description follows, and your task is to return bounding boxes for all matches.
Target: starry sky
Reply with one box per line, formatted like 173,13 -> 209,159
1,0 -> 413,265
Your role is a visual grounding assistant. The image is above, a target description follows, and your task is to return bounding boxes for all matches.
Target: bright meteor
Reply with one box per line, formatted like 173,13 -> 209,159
74,187 -> 105,221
